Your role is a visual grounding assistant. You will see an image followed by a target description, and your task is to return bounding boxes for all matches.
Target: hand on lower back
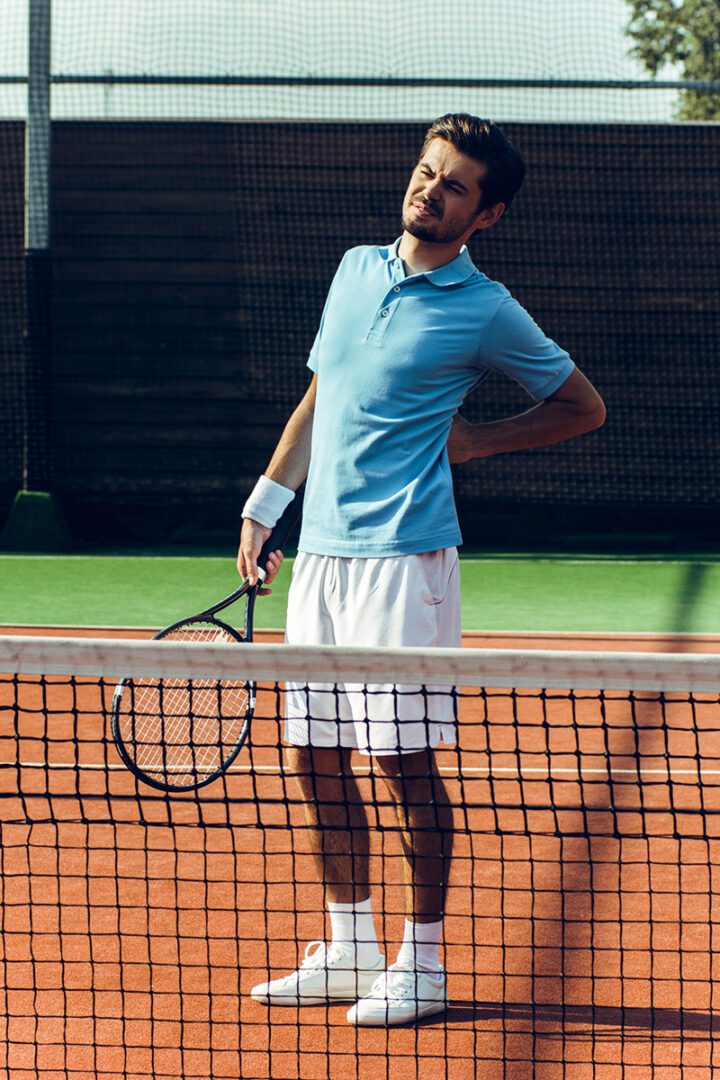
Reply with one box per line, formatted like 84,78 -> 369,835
446,414 -> 483,464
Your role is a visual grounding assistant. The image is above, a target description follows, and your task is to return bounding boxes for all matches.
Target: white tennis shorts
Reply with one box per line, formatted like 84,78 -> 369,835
284,548 -> 461,755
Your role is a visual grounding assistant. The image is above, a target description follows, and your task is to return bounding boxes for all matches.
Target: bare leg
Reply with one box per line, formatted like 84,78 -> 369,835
286,745 -> 370,904
250,746 -> 381,1005
374,748 -> 453,922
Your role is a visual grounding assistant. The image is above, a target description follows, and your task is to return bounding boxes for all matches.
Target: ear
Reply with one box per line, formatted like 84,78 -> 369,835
474,202 -> 506,232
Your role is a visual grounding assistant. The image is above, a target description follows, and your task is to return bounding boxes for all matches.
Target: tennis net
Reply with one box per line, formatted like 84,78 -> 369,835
1,634 -> 719,1079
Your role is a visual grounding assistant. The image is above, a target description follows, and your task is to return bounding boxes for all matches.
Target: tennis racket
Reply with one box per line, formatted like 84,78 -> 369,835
110,489 -> 303,793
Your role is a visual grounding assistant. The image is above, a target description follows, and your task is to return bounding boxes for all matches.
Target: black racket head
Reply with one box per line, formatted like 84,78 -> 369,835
110,617 -> 255,792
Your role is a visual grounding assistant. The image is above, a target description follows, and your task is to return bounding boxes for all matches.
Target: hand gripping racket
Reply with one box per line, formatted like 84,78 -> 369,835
110,489 -> 303,793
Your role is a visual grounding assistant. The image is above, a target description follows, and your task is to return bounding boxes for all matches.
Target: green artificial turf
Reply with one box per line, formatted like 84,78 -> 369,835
1,553 -> 718,634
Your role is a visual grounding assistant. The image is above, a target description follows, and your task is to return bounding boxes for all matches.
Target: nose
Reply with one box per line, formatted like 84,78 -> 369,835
422,175 -> 443,200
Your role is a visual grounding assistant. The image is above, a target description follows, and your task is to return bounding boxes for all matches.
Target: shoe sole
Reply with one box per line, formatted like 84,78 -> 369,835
348,998 -> 448,1026
251,974 -> 383,1007
251,992 -> 362,1006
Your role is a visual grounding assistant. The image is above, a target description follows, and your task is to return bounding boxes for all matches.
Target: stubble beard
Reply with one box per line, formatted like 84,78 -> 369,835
401,203 -> 473,244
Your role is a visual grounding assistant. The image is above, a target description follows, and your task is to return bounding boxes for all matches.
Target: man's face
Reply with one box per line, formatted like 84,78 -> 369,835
402,137 -> 490,244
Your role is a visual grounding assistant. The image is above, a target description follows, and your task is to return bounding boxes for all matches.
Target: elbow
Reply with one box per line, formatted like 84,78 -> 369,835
587,397 -> 606,431
578,390 -> 606,433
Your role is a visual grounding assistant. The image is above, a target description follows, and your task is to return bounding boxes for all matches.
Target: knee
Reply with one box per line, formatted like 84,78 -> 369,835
375,754 -> 443,810
374,750 -> 431,786
369,757 -> 397,807
375,759 -> 415,807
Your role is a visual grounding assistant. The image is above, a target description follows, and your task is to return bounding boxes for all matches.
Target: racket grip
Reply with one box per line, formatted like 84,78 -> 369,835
257,487 -> 304,571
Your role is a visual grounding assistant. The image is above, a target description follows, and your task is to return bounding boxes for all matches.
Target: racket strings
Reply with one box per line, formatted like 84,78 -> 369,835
124,675 -> 248,779
128,677 -> 248,773
118,623 -> 250,786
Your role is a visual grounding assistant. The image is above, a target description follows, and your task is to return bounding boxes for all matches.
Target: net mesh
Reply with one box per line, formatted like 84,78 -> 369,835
1,635 -> 719,1078
1,0 -> 714,123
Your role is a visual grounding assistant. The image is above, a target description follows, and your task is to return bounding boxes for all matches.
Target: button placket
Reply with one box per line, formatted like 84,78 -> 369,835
365,291 -> 402,345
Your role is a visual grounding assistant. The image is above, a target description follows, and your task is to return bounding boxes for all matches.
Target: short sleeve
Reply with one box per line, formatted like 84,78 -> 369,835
307,328 -> 321,372
306,253 -> 348,373
477,294 -> 575,400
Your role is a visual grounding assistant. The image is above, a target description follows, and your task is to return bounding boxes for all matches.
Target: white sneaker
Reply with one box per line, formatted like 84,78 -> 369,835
251,941 -> 385,1006
347,963 -> 448,1026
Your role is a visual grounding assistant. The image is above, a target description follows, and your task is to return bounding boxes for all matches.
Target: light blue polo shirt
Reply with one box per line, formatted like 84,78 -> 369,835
300,238 -> 574,557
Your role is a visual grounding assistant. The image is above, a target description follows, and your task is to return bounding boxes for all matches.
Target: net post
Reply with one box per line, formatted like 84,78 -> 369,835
0,0 -> 73,552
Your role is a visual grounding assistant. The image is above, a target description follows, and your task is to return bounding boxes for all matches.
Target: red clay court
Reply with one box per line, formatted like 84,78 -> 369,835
2,629 -> 719,1079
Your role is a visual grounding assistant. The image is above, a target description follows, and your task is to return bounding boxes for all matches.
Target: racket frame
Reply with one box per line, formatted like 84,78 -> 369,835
110,602 -> 258,793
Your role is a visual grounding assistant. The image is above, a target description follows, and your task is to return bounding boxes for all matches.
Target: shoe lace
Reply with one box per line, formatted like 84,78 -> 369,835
300,940 -> 352,970
371,964 -> 418,1001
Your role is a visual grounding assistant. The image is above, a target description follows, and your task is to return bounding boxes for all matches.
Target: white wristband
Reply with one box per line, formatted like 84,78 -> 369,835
242,475 -> 294,529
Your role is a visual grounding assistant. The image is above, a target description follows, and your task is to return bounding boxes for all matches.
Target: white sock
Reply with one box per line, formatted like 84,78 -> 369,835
327,897 -> 381,962
395,919 -> 443,972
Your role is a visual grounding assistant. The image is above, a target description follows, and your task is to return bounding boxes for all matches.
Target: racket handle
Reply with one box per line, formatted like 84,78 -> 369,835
257,487 -> 304,572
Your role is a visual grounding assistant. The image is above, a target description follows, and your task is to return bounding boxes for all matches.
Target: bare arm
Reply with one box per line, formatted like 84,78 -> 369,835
237,375 -> 317,586
447,367 -> 606,464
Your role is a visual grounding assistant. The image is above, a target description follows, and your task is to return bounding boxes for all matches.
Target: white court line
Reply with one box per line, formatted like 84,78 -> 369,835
5,760 -> 720,779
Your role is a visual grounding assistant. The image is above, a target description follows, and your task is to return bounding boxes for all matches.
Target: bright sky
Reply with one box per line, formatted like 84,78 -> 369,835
0,0 -> 681,121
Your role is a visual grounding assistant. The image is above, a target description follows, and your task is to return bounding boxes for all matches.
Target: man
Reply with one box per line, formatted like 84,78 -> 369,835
238,114 -> 605,1026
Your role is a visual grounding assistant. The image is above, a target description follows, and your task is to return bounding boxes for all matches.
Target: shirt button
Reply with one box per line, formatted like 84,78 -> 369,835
393,286 -> 401,293
381,308 -> 389,317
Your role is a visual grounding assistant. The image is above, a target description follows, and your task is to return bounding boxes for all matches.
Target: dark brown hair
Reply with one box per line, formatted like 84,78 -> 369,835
420,113 -> 526,211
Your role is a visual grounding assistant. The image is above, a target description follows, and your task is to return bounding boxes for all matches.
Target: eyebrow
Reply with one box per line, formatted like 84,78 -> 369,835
419,160 -> 469,194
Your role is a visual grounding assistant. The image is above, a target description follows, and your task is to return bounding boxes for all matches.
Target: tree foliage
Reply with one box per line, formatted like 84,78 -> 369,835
625,0 -> 720,119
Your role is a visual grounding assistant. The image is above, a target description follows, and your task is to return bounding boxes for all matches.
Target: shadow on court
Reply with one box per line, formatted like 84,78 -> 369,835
441,1001 -> 720,1037
518,557 -> 717,1049
665,561 -> 710,638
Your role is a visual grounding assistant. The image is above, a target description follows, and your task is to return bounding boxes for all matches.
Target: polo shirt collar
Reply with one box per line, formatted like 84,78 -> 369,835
384,236 -> 477,287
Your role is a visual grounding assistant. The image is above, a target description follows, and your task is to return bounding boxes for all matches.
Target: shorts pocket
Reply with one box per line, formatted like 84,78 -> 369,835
415,548 -> 459,605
